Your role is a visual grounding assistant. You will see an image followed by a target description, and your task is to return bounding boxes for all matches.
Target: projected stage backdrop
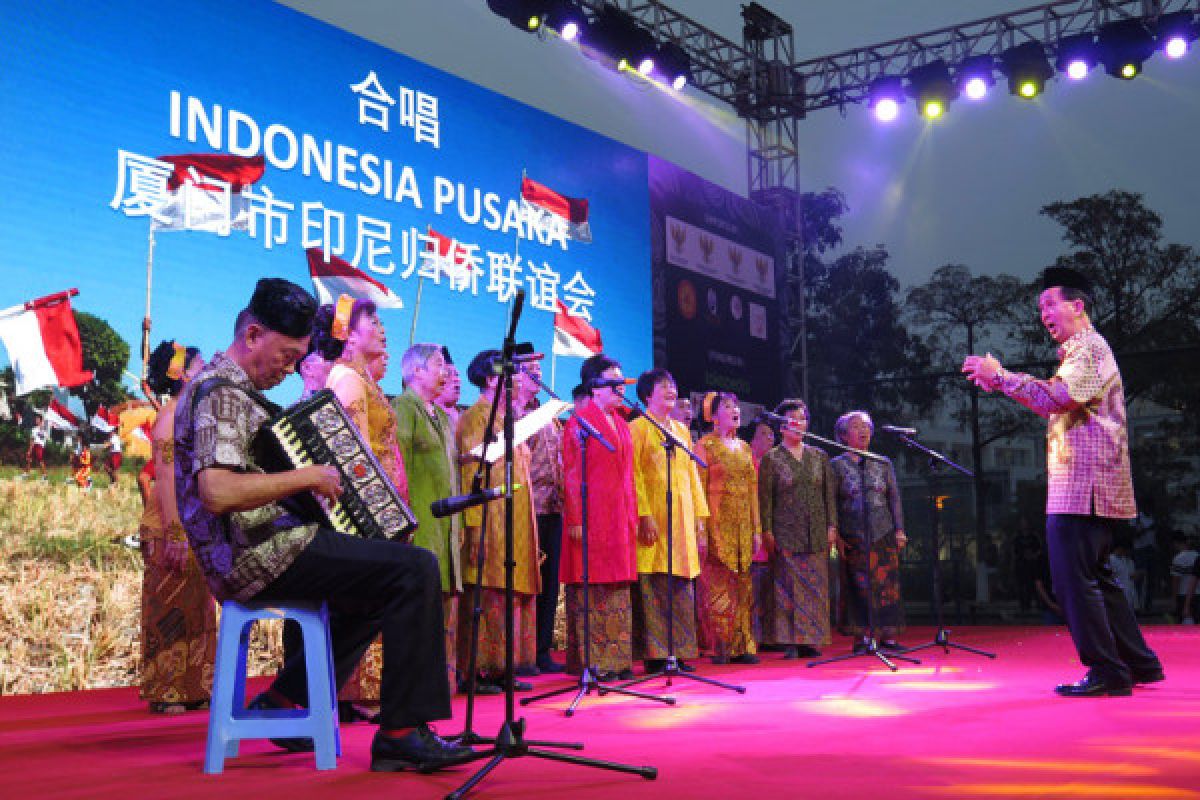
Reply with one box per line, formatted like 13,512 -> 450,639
1,1 -> 787,408
0,0 -> 656,400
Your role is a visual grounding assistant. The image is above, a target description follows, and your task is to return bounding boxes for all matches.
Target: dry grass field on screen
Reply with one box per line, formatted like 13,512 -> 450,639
0,469 -> 282,695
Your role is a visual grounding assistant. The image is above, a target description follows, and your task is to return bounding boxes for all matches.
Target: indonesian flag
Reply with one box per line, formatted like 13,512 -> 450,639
553,299 -> 602,358
425,228 -> 478,284
152,153 -> 265,234
0,289 -> 94,395
520,176 -> 592,243
90,406 -> 119,433
133,420 -> 153,443
45,398 -> 80,431
307,248 -> 404,309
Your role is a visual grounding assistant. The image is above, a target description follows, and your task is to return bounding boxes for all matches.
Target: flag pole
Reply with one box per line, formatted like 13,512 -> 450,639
408,275 -> 425,346
141,226 -> 156,382
551,352 -> 557,395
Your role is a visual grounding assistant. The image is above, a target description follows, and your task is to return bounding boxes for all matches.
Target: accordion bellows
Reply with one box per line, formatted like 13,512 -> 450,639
256,389 -> 418,541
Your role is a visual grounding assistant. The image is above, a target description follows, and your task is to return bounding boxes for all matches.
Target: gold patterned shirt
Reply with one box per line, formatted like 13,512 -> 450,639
995,327 -> 1136,519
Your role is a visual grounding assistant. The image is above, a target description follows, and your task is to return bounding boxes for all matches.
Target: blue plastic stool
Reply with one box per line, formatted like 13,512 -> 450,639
203,601 -> 341,773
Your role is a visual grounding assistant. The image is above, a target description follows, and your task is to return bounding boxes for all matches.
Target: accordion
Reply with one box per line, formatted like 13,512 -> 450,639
255,389 -> 418,541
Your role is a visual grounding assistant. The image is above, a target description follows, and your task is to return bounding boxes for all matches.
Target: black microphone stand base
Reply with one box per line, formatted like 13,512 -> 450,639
807,637 -> 921,672
902,627 -> 996,659
522,664 -> 676,717
434,717 -> 657,800
617,655 -> 746,694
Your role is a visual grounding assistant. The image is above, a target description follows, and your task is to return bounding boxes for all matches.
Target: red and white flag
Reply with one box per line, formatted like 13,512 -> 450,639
425,228 -> 479,284
520,176 -> 592,243
553,299 -> 603,358
153,153 -> 265,234
45,398 -> 80,431
0,289 -> 94,395
90,406 -> 119,433
133,420 -> 153,443
307,248 -> 404,309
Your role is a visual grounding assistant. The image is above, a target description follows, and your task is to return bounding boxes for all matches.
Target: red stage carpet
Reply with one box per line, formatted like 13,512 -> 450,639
2,626 -> 1197,800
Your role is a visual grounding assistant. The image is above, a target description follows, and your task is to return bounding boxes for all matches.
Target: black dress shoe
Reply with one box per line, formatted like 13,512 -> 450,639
617,668 -> 635,681
711,655 -> 730,665
1132,666 -> 1165,685
1054,674 -> 1133,697
797,645 -> 821,658
596,671 -> 618,682
644,659 -> 666,673
514,664 -> 541,677
852,639 -> 870,655
247,693 -> 315,753
370,725 -> 475,772
781,646 -> 800,660
730,653 -> 760,665
676,659 -> 697,673
536,656 -> 566,674
879,640 -> 906,653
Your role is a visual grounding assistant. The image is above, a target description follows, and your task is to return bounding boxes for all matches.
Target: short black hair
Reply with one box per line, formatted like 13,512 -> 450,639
467,349 -> 502,389
636,368 -> 674,404
441,345 -> 454,365
775,398 -> 809,418
580,354 -> 619,394
240,278 -> 317,339
311,298 -> 377,361
571,384 -> 588,402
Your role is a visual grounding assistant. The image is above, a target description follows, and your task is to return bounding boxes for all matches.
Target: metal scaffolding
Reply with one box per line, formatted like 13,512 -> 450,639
545,0 -> 1199,396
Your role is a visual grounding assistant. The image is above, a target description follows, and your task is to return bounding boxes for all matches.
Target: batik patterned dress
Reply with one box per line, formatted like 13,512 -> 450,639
697,433 -> 759,659
139,400 -> 217,709
830,453 -> 906,638
758,444 -> 836,648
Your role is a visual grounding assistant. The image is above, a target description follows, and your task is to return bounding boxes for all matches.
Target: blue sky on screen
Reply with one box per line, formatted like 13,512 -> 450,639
0,0 -> 652,402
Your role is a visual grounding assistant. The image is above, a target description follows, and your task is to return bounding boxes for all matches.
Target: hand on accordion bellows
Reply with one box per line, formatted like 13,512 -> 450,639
306,464 -> 344,502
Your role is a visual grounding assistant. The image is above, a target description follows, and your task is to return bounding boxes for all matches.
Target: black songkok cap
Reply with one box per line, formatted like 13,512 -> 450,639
466,349 -> 502,389
1041,267 -> 1092,296
248,278 -> 317,339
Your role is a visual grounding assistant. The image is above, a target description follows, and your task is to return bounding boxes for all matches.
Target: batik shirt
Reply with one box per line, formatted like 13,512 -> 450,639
174,352 -> 316,602
994,327 -> 1136,519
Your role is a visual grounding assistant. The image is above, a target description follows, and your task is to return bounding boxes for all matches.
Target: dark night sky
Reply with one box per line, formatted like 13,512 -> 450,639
280,0 -> 1200,289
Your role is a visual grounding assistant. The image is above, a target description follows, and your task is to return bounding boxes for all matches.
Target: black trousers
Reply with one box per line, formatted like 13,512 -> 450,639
535,513 -> 563,660
1046,514 -> 1160,685
252,527 -> 452,729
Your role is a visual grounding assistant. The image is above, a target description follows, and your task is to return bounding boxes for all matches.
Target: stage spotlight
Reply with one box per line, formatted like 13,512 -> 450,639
487,0 -> 545,33
1098,18 -> 1155,79
588,5 -> 656,75
1055,32 -> 1098,80
906,59 -> 957,119
1156,11 -> 1198,59
867,76 -> 905,122
656,41 -> 692,90
954,55 -> 996,101
543,0 -> 587,42
998,41 -> 1054,98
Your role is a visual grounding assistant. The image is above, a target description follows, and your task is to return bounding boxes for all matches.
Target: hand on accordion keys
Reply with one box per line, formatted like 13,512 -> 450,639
304,464 -> 344,503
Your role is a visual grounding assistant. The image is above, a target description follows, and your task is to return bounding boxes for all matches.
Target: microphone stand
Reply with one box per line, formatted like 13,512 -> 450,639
611,396 -> 745,695
446,289 -> 657,799
521,380 -> 675,715
888,432 -> 995,660
791,421 -> 919,672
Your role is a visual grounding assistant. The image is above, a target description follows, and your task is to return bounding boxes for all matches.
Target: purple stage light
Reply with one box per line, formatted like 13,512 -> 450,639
638,57 -> 655,76
874,97 -> 899,122
1066,59 -> 1089,80
561,21 -> 580,42
672,74 -> 687,90
963,77 -> 988,99
1165,35 -> 1188,59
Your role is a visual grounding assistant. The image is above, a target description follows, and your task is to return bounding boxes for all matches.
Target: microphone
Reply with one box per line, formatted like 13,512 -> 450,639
880,424 -> 918,436
590,377 -> 636,389
430,486 -> 511,518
